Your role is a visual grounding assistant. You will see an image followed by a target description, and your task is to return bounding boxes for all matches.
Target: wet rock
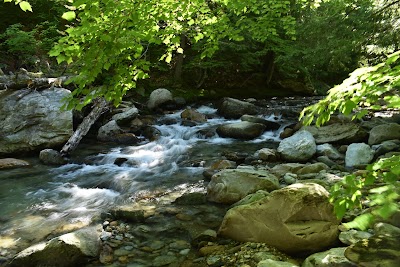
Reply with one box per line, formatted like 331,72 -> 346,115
302,247 -> 356,267
112,106 -> 139,123
181,108 -> 207,122
207,169 -> 280,204
114,157 -> 128,166
147,88 -> 173,110
173,192 -> 207,205
110,207 -> 146,222
0,88 -> 73,155
222,151 -> 248,163
0,158 -> 30,169
277,131 -> 316,162
344,223 -> 400,267
304,123 -> 368,144
217,121 -> 266,140
130,117 -> 144,132
142,126 -> 162,141
196,128 -> 216,138
217,97 -> 258,119
97,120 -> 124,142
203,159 -> 237,180
39,149 -> 68,165
218,183 -> 340,254
368,123 -> 400,145
345,143 -> 374,168
280,127 -> 295,139
10,227 -> 100,267
113,133 -> 140,144
241,115 -> 280,130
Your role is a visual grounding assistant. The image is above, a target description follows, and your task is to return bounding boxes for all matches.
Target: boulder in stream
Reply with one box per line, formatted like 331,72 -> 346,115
217,97 -> 258,119
9,227 -> 100,267
218,183 -> 340,255
216,121 -> 266,140
147,88 -> 173,110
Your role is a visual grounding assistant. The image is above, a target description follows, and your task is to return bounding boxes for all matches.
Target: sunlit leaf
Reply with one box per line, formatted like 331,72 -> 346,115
62,11 -> 76,21
19,1 -> 32,12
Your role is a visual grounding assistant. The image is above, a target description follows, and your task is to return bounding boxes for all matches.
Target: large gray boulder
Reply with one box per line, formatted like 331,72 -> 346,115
278,131 -> 316,162
216,121 -> 266,140
147,88 -> 173,110
345,143 -> 374,168
218,183 -> 340,254
10,227 -> 100,267
0,88 -> 73,155
304,123 -> 368,144
217,97 -> 258,119
368,123 -> 400,145
207,169 -> 279,204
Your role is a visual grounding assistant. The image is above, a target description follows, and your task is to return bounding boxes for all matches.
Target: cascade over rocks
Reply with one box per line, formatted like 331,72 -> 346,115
217,97 -> 258,119
304,123 -> 368,144
277,130 -> 316,162
207,168 -> 279,204
216,121 -> 266,140
218,183 -> 340,255
0,88 -> 73,155
9,227 -> 100,267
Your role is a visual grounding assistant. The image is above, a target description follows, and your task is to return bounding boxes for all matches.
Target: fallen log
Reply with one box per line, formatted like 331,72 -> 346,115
0,76 -> 69,90
60,98 -> 110,156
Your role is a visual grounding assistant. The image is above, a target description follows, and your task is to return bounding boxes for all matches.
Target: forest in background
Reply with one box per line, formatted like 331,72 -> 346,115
1,0 -> 399,103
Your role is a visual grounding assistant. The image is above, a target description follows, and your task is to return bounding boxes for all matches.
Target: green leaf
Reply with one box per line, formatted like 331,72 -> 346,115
62,11 -> 76,21
177,47 -> 184,54
19,1 -> 32,12
343,213 -> 374,230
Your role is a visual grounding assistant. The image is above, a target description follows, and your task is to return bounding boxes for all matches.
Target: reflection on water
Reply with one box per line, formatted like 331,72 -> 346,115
0,105 -> 283,252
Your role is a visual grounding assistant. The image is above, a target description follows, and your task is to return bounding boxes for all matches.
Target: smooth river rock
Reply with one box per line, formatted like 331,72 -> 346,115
217,97 -> 258,119
217,121 -> 266,140
207,169 -> 279,204
277,130 -> 316,162
218,183 -> 340,254
304,123 -> 368,144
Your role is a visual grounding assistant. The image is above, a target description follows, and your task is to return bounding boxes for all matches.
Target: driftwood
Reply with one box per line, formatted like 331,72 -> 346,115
60,98 -> 109,156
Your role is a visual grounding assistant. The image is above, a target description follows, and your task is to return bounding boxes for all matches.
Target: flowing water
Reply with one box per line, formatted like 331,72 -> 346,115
0,100 -> 313,256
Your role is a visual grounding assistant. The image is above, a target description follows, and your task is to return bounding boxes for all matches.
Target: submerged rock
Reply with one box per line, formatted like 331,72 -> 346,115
218,183 -> 340,255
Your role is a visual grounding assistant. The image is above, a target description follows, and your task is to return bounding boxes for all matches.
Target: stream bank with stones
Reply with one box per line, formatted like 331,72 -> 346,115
1,88 -> 399,266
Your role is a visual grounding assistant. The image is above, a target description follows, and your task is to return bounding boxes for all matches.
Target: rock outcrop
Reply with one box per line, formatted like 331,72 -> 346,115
218,183 -> 340,254
0,88 -> 73,155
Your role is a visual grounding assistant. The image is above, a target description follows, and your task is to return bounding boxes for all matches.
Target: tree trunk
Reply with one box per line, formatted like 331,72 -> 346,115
174,35 -> 186,84
60,98 -> 109,156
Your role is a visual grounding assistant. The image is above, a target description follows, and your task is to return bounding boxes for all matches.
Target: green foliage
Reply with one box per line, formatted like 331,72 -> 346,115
50,0 -> 297,110
3,0 -> 32,12
0,23 -> 37,69
330,156 -> 400,230
300,51 -> 400,126
301,50 -> 400,230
